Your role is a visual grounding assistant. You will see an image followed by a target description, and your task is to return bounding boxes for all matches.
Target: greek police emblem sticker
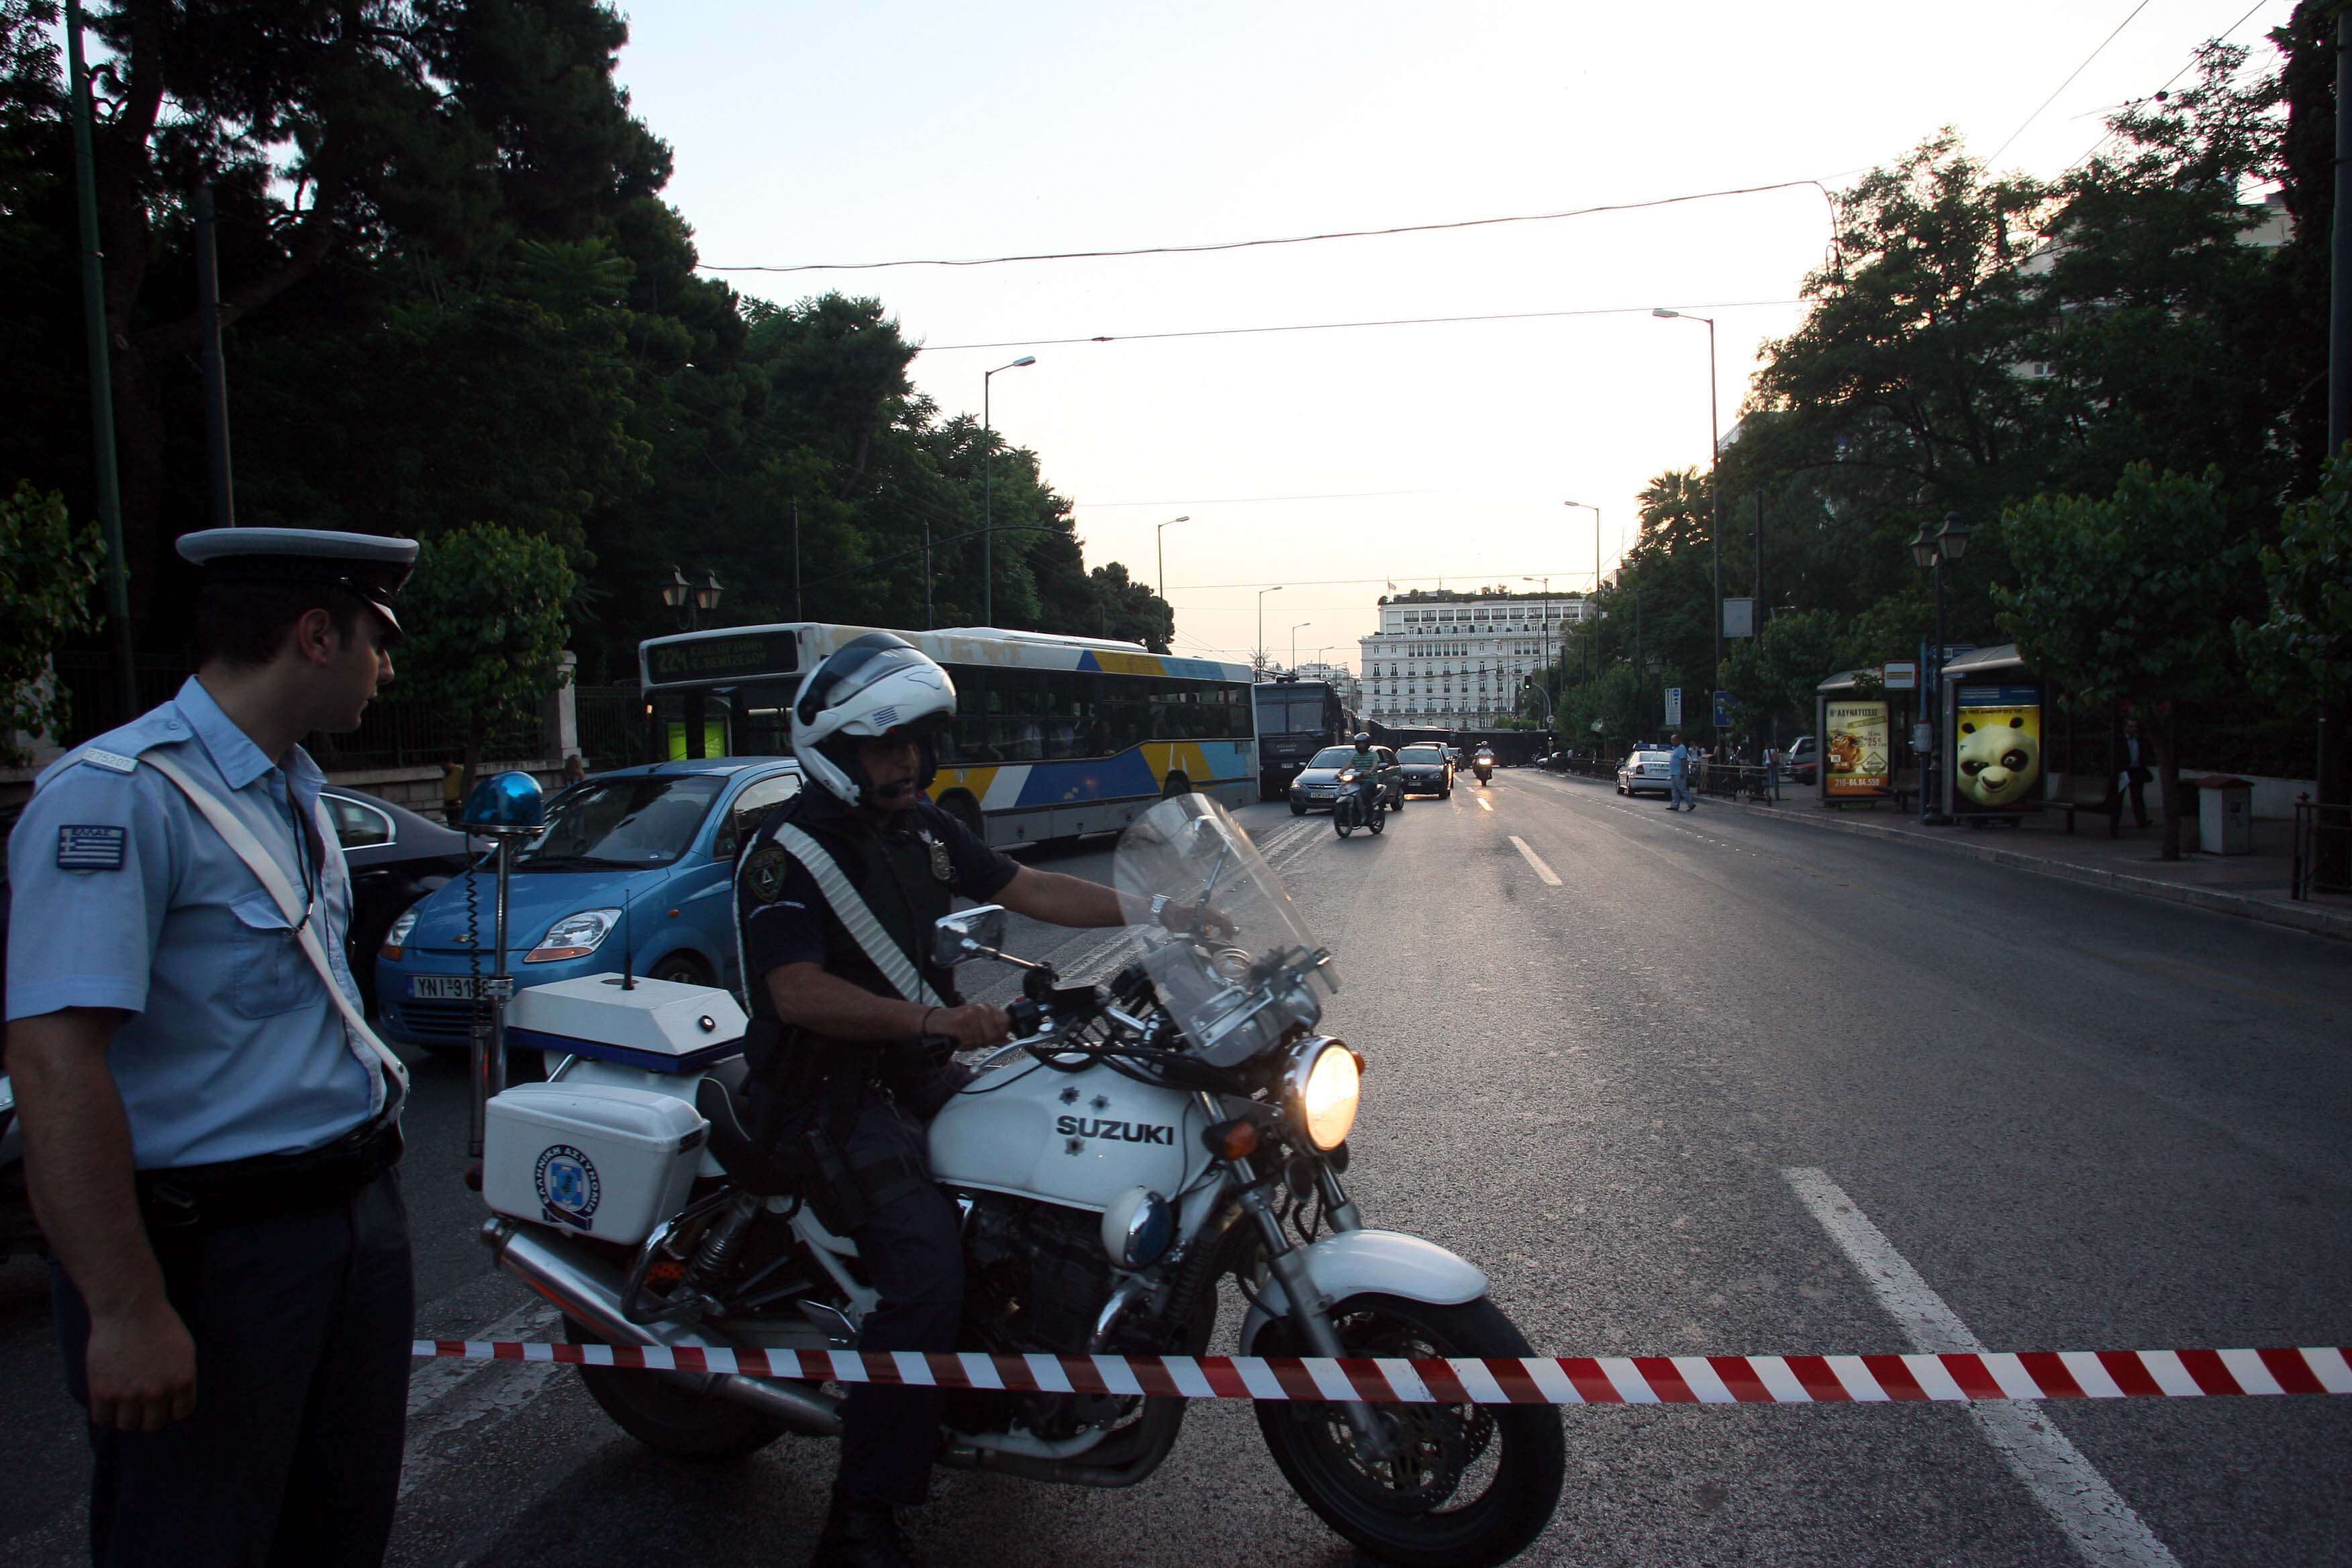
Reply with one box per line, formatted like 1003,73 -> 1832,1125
744,843 -> 790,904
925,832 -> 952,882
535,1144 -> 601,1230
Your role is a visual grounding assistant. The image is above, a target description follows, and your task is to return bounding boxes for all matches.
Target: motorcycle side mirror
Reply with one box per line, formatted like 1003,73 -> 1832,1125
932,905 -> 1009,967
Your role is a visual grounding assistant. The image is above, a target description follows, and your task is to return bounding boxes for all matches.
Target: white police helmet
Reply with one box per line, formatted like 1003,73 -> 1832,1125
789,632 -> 957,807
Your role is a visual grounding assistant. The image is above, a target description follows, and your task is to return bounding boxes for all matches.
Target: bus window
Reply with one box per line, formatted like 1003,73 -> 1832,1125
944,667 -> 989,763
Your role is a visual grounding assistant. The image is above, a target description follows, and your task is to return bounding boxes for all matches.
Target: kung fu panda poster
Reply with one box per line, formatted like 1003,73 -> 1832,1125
1950,683 -> 2043,816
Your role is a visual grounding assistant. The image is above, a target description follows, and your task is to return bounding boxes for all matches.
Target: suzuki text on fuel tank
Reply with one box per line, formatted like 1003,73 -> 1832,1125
474,793 -> 1564,1567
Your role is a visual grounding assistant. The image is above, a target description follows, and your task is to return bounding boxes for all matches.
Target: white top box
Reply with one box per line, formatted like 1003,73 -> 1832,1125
505,973 -> 748,1074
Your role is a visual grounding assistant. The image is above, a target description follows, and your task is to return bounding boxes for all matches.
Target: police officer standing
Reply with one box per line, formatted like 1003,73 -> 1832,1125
5,528 -> 420,1567
738,634 -> 1175,1568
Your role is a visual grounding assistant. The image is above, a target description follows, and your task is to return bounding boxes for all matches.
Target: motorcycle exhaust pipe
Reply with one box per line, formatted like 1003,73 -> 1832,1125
482,1218 -> 841,1438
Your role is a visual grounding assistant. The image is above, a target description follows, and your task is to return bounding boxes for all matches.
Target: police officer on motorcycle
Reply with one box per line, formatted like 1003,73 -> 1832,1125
736,633 -> 1166,1567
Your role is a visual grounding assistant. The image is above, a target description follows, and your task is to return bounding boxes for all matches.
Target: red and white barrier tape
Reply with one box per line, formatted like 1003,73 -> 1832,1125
413,1340 -> 2352,1406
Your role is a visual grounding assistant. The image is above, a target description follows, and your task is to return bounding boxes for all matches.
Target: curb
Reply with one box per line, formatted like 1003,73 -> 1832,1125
1534,771 -> 2352,945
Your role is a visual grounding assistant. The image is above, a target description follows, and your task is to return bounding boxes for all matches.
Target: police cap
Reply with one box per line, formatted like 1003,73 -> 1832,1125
177,527 -> 420,633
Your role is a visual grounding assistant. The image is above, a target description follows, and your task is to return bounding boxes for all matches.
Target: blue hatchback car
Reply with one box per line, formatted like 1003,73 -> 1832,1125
375,758 -> 803,1050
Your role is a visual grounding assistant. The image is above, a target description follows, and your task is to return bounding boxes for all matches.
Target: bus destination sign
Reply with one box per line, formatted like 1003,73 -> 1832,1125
646,630 -> 799,685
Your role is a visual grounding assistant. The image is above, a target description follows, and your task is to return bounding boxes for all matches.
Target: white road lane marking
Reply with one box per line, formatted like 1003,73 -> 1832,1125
1508,835 -> 1562,886
1783,1168 -> 2182,1568
1475,795 -> 1493,812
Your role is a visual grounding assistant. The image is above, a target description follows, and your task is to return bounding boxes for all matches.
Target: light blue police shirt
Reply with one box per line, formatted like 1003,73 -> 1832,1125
5,677 -> 381,1168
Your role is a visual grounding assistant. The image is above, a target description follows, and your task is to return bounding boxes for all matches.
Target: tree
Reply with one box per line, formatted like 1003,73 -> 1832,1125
2239,448 -> 2352,885
396,522 -> 577,794
1996,465 -> 2255,858
0,481 -> 104,765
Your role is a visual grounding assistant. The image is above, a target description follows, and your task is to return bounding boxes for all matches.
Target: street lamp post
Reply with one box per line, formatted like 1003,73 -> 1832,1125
981,354 -> 1037,627
1909,512 -> 1973,826
660,567 -> 724,632
1565,499 -> 1601,683
1522,575 -> 1552,701
1255,585 -> 1283,675
1654,309 -> 1723,751
1155,515 -> 1189,601
1290,622 -> 1312,675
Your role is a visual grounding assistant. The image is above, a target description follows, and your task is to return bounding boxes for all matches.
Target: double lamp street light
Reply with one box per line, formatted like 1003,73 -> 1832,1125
1910,512 -> 1973,826
1653,308 -> 1723,746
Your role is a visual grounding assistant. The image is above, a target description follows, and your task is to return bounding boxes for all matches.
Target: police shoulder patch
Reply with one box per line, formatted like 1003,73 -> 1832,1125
58,824 -> 127,871
744,843 -> 791,904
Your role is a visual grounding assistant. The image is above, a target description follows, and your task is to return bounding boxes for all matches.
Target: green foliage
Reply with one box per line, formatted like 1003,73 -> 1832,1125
396,522 -> 578,783
0,481 -> 103,765
1996,464 -> 2251,712
2239,447 -> 2352,715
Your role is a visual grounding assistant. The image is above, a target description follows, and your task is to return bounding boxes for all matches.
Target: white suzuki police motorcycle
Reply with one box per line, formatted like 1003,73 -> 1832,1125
477,794 -> 1564,1566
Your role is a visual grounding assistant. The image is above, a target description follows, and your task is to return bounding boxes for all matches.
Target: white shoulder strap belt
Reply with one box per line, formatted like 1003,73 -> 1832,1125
138,751 -> 410,1112
771,824 -> 943,1009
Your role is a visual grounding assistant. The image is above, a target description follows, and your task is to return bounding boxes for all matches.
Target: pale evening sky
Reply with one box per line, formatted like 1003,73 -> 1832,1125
610,0 -> 2288,671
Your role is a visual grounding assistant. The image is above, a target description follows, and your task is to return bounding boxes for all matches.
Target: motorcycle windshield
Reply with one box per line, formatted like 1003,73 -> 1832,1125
1112,795 -> 1336,1059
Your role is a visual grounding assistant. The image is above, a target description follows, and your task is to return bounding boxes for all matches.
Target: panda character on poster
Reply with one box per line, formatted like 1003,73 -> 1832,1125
1954,705 -> 2041,810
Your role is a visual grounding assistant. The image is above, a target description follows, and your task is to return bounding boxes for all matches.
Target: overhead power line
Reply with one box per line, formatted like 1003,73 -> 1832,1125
1989,0 -> 2158,165
2065,0 -> 2279,173
1164,573 -> 1603,593
1075,489 -> 1429,508
918,299 -> 1802,355
697,179 -> 1831,275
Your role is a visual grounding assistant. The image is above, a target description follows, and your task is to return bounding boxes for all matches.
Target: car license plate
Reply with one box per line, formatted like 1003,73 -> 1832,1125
409,975 -> 487,1000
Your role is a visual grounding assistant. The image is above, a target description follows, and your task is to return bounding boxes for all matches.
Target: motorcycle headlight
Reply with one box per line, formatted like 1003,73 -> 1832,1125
380,904 -> 422,959
1283,1037 -> 1362,1153
526,908 -> 622,963
1336,769 -> 1357,782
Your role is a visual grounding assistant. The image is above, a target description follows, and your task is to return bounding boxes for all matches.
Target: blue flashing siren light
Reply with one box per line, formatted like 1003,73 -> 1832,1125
460,770 -> 548,837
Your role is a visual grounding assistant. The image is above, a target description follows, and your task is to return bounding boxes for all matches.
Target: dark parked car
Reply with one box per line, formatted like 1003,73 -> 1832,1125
320,786 -> 480,1008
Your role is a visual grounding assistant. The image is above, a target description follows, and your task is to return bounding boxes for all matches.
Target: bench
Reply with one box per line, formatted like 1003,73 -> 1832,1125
2045,773 -> 2109,835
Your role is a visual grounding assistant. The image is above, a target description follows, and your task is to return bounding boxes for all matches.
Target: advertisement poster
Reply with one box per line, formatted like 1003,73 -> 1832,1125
1951,683 -> 2043,816
1824,699 -> 1890,796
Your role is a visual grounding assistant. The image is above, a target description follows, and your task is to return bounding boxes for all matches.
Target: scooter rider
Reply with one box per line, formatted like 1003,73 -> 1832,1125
736,632 -> 1185,1568
1344,731 -> 1383,819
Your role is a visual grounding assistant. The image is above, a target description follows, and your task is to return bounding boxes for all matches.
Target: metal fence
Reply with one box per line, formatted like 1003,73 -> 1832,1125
2290,798 -> 2351,901
575,685 -> 646,771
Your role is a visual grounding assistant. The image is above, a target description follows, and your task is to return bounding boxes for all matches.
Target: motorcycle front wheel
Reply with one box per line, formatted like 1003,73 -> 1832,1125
563,1318 -> 793,1461
1255,1293 -> 1565,1568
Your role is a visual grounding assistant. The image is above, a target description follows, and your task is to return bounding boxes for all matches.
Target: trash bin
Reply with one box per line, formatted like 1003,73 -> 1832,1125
2196,776 -> 2253,856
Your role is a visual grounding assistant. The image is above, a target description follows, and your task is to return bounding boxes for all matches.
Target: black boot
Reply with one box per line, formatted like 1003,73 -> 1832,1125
810,1486 -> 921,1568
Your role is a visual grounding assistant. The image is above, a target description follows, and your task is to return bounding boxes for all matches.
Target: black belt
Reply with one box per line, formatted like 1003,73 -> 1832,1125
138,1114 -> 404,1236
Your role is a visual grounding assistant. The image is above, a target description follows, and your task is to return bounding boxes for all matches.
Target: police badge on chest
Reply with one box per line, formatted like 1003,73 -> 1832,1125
920,830 -> 952,882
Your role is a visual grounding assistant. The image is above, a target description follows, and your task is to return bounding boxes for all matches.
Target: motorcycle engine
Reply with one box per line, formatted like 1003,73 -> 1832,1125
954,1195 -> 1127,1440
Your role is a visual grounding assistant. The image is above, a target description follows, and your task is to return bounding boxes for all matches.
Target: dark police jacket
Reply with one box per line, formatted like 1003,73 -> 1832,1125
737,788 -> 1018,1116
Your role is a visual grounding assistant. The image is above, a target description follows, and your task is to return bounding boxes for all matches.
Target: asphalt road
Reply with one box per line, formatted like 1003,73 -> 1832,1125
4,770 -> 2347,1566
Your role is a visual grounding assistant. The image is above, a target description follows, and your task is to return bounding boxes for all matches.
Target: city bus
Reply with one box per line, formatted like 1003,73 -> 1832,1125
1253,677 -> 1352,801
638,623 -> 1257,846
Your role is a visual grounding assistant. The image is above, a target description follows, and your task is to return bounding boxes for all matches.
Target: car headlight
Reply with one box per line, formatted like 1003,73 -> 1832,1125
380,904 -> 422,959
526,908 -> 622,963
1283,1036 -> 1362,1153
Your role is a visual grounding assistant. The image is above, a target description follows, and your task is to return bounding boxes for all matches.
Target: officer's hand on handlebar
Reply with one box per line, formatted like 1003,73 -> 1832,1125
932,1001 -> 1012,1048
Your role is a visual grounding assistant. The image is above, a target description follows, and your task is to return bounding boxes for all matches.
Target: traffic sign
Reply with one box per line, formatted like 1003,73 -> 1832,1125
1664,687 -> 1683,726
1883,660 -> 1918,691
1712,689 -> 1733,729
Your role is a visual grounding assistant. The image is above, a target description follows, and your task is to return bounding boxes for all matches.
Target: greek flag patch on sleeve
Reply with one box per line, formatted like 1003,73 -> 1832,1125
58,825 -> 128,871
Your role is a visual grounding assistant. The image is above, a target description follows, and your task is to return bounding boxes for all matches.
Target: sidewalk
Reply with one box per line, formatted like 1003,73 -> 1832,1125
1550,769 -> 2352,943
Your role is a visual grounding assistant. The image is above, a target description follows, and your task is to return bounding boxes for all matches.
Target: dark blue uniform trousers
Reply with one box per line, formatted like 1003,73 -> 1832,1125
836,1099 -> 964,1508
52,1169 -> 413,1568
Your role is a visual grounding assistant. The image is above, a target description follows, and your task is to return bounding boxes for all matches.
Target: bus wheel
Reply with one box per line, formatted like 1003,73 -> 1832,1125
940,792 -> 985,840
1161,773 -> 1193,798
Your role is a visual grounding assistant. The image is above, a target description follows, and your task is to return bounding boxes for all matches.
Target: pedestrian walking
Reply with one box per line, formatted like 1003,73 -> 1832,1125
6,528 -> 420,1568
1765,744 -> 1782,803
2106,715 -> 2152,838
1667,732 -> 1696,811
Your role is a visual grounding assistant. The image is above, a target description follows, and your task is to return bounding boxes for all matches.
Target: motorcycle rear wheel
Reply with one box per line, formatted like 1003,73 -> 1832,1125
1367,805 -> 1385,835
563,1318 -> 793,1461
1255,1293 -> 1564,1568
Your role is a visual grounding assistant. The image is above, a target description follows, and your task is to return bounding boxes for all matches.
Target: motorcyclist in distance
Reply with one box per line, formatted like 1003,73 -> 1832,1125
1344,731 -> 1383,820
